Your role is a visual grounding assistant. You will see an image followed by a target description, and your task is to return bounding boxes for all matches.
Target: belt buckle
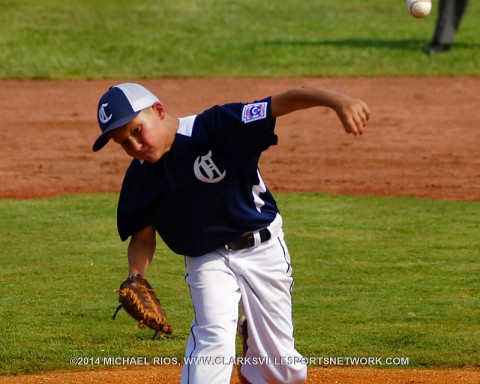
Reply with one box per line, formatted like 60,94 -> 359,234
225,231 -> 256,251
246,233 -> 255,248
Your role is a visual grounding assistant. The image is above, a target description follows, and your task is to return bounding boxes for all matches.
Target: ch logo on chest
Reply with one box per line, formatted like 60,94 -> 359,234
193,150 -> 226,184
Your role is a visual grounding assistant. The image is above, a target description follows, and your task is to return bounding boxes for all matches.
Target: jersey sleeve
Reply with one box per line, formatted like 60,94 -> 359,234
192,96 -> 278,155
116,160 -> 157,241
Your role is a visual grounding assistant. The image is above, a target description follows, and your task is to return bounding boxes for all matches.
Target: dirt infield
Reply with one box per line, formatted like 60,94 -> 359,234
2,77 -> 480,200
0,365 -> 479,384
1,77 -> 479,383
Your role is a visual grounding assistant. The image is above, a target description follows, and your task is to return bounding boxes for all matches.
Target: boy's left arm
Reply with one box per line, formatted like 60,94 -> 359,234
128,225 -> 156,277
113,225 -> 174,337
270,86 -> 370,136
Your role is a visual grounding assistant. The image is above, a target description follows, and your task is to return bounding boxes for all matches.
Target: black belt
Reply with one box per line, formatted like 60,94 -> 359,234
225,228 -> 271,251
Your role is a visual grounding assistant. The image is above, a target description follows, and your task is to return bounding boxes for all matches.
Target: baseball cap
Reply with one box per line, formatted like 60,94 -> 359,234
93,83 -> 160,152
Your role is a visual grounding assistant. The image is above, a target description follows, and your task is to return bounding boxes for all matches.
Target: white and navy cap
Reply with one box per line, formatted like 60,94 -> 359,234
93,83 -> 160,152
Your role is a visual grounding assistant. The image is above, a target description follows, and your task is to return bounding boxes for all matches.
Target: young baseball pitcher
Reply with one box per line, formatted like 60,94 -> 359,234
93,83 -> 369,384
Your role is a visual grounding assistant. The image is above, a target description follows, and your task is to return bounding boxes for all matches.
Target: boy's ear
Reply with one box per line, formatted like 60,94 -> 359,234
151,102 -> 166,119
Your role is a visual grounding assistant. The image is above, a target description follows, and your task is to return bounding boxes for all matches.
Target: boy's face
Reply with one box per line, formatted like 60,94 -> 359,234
106,103 -> 169,163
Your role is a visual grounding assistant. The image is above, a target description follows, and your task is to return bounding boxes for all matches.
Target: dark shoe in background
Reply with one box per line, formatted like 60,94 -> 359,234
423,43 -> 451,55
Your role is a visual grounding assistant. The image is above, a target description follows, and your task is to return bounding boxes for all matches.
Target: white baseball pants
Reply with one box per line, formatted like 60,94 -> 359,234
181,214 -> 307,384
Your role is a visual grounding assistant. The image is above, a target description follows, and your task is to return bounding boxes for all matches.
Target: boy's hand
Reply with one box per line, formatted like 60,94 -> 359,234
334,97 -> 370,136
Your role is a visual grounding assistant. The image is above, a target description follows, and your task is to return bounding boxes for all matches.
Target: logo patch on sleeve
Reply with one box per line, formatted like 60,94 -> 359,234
242,102 -> 268,123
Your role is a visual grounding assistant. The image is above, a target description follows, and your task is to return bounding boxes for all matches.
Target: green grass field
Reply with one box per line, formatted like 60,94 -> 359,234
0,0 -> 479,78
0,194 -> 479,374
0,0 -> 479,377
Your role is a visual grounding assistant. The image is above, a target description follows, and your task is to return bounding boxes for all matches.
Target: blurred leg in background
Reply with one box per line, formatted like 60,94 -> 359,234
424,0 -> 470,55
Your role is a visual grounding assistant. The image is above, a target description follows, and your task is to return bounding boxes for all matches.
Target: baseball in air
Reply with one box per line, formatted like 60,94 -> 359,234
406,0 -> 432,18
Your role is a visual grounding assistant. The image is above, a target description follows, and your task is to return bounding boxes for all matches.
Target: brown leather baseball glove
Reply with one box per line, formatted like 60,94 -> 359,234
113,274 -> 173,338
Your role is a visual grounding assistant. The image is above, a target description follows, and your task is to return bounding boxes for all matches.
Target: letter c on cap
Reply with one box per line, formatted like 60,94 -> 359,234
98,103 -> 112,124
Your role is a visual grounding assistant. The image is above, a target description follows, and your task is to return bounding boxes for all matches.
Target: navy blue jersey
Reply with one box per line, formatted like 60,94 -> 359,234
117,97 -> 279,256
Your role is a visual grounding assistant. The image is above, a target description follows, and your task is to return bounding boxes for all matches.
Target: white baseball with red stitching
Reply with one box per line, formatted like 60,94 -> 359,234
406,0 -> 432,18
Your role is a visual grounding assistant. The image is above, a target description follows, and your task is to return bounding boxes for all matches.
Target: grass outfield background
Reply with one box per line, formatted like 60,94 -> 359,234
0,194 -> 479,375
0,0 -> 479,377
0,0 -> 479,78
